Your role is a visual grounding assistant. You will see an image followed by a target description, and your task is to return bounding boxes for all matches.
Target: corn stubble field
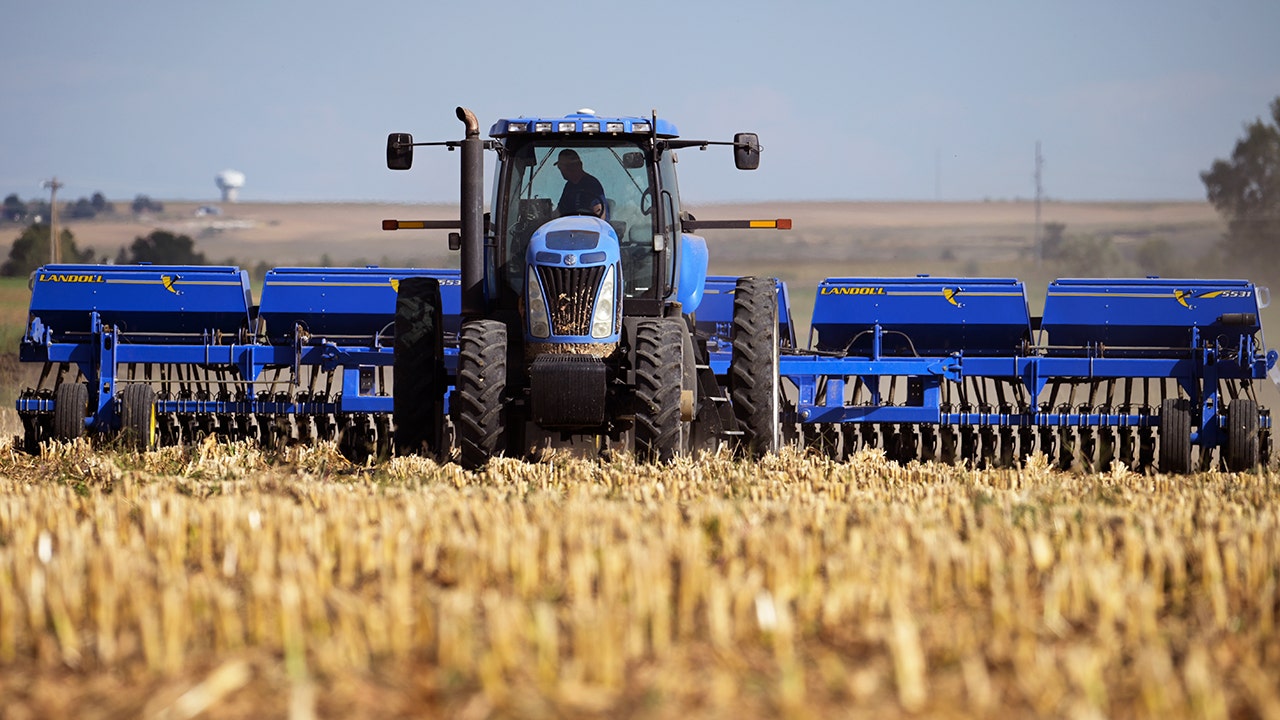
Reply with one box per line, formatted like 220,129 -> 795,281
2,438 -> 1278,719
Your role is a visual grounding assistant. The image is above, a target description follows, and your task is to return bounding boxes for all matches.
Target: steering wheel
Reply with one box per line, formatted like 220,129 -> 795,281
640,189 -> 653,215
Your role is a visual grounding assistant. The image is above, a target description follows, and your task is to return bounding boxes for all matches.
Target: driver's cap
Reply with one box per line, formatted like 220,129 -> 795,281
554,149 -> 582,166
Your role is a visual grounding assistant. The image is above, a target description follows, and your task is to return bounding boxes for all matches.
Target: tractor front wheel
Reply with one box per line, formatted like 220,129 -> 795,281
455,320 -> 508,470
633,318 -> 685,462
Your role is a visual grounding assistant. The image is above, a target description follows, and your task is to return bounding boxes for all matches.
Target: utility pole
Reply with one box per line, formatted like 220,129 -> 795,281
43,177 -> 64,265
1033,142 -> 1043,267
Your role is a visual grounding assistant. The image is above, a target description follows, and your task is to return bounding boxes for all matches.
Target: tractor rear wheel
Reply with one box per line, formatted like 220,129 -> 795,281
633,318 -> 685,462
1159,397 -> 1192,474
455,320 -> 508,470
120,383 -> 158,451
1225,398 -> 1260,471
53,382 -> 88,441
729,276 -> 780,458
393,277 -> 445,457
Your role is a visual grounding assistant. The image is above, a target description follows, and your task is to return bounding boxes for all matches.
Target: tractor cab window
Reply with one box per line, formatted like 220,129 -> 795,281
498,140 -> 659,298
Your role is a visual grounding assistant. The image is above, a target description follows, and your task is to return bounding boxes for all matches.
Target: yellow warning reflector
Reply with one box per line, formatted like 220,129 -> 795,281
747,219 -> 793,229
384,219 -> 430,231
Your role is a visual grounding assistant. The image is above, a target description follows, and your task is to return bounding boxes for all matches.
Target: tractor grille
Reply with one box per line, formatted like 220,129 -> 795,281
537,265 -> 606,337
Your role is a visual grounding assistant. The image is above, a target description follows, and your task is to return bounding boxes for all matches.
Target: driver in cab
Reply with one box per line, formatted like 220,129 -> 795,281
554,149 -> 608,220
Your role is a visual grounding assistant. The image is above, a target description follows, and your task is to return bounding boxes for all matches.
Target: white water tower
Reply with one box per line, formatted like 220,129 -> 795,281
215,169 -> 245,202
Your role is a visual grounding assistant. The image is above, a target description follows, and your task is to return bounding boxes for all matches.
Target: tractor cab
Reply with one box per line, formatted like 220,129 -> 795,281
488,111 -> 688,351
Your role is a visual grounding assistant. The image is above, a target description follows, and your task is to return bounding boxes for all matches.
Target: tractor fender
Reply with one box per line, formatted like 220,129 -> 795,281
676,233 -> 708,314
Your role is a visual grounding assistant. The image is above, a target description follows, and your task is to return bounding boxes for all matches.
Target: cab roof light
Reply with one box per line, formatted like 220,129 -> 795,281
582,121 -> 600,133
632,122 -> 651,133
534,121 -> 553,133
506,121 -> 528,132
605,121 -> 625,133
557,121 -> 576,132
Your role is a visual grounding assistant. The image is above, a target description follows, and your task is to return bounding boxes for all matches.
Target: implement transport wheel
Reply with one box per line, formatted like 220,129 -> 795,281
53,382 -> 88,441
729,276 -> 780,458
1159,397 -> 1192,474
633,318 -> 685,462
120,384 -> 158,451
455,319 -> 508,470
393,277 -> 446,457
1225,398 -> 1260,472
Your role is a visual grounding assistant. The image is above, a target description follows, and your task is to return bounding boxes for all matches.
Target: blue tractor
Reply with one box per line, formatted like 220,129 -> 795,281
382,107 -> 790,467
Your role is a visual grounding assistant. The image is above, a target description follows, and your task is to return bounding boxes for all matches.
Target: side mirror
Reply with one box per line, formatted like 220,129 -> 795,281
387,133 -> 414,170
733,132 -> 760,170
622,152 -> 645,170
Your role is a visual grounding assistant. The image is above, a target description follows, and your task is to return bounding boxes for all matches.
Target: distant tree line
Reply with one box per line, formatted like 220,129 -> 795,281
1,193 -> 164,223
1201,96 -> 1280,267
3,226 -> 205,276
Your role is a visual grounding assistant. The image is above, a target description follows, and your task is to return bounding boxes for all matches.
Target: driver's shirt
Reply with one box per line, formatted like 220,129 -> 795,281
556,173 -> 609,219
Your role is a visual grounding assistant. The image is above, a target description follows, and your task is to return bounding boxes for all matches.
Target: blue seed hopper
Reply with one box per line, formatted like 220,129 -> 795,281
781,275 -> 1276,472
16,263 -> 460,456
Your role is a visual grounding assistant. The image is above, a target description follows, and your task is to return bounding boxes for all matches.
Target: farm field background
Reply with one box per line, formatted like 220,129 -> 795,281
3,199 -> 1278,431
2,201 -> 1279,717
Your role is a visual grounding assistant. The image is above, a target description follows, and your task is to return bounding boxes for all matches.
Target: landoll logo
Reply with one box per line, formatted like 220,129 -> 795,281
161,275 -> 183,295
39,273 -> 104,283
820,286 -> 885,296
943,287 -> 964,307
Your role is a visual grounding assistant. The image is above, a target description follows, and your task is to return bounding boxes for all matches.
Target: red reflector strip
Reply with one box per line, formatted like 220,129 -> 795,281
382,219 -> 398,231
777,218 -> 792,230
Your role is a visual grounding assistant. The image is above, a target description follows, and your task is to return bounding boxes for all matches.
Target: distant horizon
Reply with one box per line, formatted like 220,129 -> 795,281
4,195 -> 1221,207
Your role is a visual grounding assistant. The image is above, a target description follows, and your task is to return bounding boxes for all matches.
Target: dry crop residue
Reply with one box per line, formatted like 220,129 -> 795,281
0,439 -> 1277,719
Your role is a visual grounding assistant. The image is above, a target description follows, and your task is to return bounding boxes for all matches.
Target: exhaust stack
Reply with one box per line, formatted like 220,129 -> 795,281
457,106 -> 484,318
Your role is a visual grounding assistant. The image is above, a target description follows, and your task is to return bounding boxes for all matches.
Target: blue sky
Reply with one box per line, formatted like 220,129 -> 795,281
3,0 -> 1278,204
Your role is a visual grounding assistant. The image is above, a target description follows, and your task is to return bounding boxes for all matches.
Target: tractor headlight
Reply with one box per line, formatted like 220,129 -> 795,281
590,265 -> 617,339
527,266 -> 551,338
632,122 -> 652,134
534,121 -> 553,133
605,122 -> 625,133
557,121 -> 575,133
